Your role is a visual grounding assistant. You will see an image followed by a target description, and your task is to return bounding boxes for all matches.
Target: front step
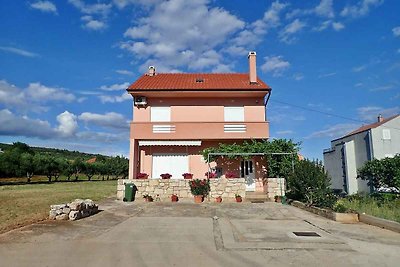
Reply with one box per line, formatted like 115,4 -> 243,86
244,192 -> 271,203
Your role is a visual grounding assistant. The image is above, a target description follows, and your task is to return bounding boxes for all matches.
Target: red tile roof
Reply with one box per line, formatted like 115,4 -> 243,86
127,73 -> 271,91
340,114 -> 399,139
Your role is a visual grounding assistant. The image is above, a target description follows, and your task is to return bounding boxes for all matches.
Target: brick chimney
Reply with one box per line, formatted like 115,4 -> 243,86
377,114 -> 383,122
248,51 -> 257,84
148,66 -> 156,76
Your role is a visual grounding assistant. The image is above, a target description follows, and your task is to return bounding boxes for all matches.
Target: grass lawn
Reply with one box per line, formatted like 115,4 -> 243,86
340,196 -> 400,223
0,180 -> 117,233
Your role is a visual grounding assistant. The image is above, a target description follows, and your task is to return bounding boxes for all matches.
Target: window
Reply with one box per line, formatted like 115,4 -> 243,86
382,129 -> 391,140
224,106 -> 244,122
151,107 -> 170,122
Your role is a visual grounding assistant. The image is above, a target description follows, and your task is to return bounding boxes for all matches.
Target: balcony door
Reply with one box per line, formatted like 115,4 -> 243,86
241,160 -> 255,191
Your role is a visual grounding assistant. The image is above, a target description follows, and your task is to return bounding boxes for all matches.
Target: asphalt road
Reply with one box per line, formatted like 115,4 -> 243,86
1,200 -> 400,267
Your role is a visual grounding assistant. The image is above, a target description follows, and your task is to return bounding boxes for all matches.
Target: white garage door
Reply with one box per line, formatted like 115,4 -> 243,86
152,154 -> 188,179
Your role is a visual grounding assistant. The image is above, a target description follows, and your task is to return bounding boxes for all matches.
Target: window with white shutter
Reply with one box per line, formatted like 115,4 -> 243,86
224,107 -> 244,122
151,107 -> 170,122
382,129 -> 391,140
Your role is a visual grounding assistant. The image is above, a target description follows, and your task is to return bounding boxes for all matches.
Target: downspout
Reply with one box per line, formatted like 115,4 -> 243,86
367,129 -> 375,193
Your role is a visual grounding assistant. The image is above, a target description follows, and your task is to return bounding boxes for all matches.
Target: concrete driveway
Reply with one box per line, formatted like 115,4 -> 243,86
1,199 -> 400,267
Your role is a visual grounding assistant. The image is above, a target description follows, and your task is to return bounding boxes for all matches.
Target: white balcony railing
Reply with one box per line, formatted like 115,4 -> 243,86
153,125 -> 176,133
224,124 -> 246,133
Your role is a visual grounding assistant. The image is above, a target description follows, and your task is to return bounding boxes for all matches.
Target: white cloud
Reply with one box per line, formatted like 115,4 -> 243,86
120,0 -> 245,71
318,72 -> 336,78
0,109 -> 55,138
315,0 -> 335,18
26,82 -> 75,102
56,111 -> 78,137
69,0 -> 112,30
81,15 -> 107,31
226,1 -> 287,55
0,80 -> 75,112
99,92 -> 132,103
78,112 -> 129,129
0,46 -> 39,58
0,109 -> 77,139
279,19 -> 306,43
287,0 -> 334,19
68,0 -> 112,15
293,73 -> 304,80
357,106 -> 400,121
100,82 -> 130,91
332,22 -> 345,31
76,131 -> 127,143
352,65 -> 367,72
393,26 -> 400,37
261,55 -> 290,76
115,69 -> 134,75
369,85 -> 394,92
308,123 -> 359,139
30,1 -> 57,14
341,0 -> 384,18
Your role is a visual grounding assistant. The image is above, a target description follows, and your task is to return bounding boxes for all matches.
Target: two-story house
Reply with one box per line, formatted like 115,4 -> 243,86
126,52 -> 271,192
323,114 -> 400,194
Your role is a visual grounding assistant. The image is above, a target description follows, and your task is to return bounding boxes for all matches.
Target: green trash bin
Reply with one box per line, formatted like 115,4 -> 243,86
281,196 -> 287,205
124,183 -> 135,202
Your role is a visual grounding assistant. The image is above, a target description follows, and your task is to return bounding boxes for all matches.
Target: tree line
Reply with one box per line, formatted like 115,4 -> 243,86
0,142 -> 128,182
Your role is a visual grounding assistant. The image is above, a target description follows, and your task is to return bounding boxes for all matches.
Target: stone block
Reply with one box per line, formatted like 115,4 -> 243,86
49,210 -> 57,220
69,210 -> 81,221
56,214 -> 69,221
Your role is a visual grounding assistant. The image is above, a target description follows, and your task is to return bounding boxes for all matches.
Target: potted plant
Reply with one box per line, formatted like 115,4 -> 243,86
215,196 -> 222,203
235,194 -> 242,203
189,179 -> 210,203
225,171 -> 237,178
136,172 -> 148,179
274,195 -> 282,203
143,194 -> 154,202
171,194 -> 179,202
204,171 -> 217,178
160,173 -> 172,179
182,173 -> 193,179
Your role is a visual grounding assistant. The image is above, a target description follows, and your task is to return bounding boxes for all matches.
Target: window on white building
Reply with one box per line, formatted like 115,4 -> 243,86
224,106 -> 244,122
151,107 -> 171,122
382,129 -> 391,140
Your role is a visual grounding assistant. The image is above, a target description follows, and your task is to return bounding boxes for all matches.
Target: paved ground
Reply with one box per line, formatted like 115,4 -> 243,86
1,199 -> 400,267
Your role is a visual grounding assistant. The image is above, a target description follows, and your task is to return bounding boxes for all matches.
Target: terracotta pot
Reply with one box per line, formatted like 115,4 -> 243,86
183,174 -> 193,179
215,197 -> 222,203
194,195 -> 203,203
171,195 -> 179,202
235,197 -> 242,203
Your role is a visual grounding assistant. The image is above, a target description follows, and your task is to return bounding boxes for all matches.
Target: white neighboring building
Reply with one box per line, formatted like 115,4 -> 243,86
323,115 -> 400,195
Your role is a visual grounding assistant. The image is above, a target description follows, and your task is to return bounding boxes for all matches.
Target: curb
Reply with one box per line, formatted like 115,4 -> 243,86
358,213 -> 400,233
290,200 -> 358,223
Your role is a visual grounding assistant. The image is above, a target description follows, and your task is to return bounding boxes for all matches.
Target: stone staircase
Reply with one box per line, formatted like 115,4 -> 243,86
245,192 -> 271,203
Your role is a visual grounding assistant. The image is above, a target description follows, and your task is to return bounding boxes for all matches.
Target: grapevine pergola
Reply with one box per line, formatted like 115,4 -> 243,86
206,152 -> 296,179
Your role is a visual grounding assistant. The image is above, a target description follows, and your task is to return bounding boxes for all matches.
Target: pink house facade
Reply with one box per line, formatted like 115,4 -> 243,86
126,52 -> 271,193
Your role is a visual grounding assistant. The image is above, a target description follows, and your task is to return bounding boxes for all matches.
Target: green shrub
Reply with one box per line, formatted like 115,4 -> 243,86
332,199 -> 348,213
287,159 -> 336,208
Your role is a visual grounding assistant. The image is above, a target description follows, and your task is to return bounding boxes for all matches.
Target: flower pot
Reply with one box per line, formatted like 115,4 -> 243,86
171,195 -> 179,202
215,197 -> 222,203
235,197 -> 242,203
274,196 -> 281,203
183,174 -> 193,179
194,195 -> 203,203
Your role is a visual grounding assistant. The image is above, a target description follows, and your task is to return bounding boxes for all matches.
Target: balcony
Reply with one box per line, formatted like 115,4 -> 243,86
130,121 -> 269,140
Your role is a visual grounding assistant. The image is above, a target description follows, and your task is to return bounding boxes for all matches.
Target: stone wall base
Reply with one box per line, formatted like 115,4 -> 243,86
266,178 -> 286,199
117,178 -> 246,201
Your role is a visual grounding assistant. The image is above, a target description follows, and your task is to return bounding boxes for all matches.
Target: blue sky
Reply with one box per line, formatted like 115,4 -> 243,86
0,0 -> 399,159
